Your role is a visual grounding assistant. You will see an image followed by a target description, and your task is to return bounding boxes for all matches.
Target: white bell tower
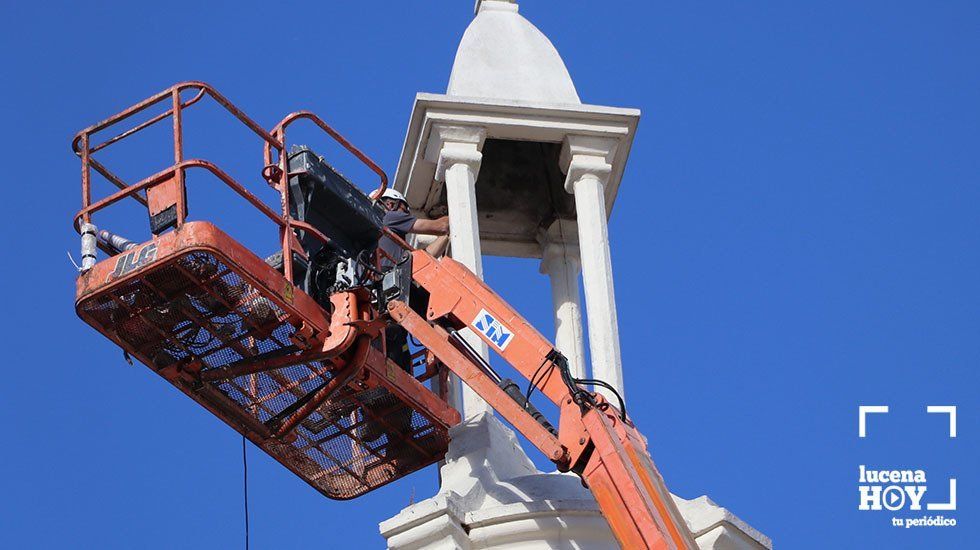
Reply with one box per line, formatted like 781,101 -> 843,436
380,2 -> 772,548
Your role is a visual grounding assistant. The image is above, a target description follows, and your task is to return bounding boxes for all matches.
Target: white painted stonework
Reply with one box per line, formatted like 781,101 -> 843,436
538,223 -> 587,381
675,496 -> 773,550
380,414 -> 771,550
427,123 -> 492,415
382,2 -> 771,548
560,136 -> 625,400
449,0 -> 580,105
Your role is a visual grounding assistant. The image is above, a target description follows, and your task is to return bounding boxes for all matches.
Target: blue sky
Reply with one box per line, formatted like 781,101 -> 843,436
2,1 -> 977,548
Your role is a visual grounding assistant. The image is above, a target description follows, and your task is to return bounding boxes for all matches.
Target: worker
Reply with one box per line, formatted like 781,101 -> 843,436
356,189 -> 451,449
374,188 -> 450,369
375,188 -> 450,264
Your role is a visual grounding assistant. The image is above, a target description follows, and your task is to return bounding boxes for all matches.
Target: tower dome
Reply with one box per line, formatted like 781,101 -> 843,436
447,0 -> 581,104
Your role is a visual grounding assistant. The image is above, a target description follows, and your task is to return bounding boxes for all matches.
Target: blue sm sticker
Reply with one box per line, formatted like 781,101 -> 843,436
473,308 -> 514,351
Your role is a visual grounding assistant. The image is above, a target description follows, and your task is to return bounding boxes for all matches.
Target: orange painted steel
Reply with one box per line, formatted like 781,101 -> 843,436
263,110 -> 389,279
389,302 -> 568,464
72,83 -> 456,501
72,81 -> 383,281
73,82 -> 696,547
267,110 -> 388,197
76,222 -> 458,499
390,250 -> 698,550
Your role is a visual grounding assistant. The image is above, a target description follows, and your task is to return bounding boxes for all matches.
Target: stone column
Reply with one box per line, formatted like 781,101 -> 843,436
561,136 -> 624,400
539,223 -> 587,380
427,124 -> 491,417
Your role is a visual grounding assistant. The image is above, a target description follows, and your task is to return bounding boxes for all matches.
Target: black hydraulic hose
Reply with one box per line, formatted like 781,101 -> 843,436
449,329 -> 626,427
499,378 -> 557,436
448,330 -> 501,383
547,350 -> 595,409
448,330 -> 557,436
574,378 -> 627,421
541,350 -> 626,421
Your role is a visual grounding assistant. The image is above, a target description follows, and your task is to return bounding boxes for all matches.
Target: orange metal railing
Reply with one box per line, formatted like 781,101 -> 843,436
263,110 -> 389,281
71,81 -> 388,273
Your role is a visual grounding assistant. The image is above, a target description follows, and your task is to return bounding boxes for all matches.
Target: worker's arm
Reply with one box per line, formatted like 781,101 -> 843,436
424,234 -> 450,258
410,215 -> 449,236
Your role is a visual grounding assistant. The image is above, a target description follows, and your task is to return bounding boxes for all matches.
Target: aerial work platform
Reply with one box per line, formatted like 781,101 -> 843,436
73,82 -> 696,549
73,82 -> 458,499
76,221 -> 456,499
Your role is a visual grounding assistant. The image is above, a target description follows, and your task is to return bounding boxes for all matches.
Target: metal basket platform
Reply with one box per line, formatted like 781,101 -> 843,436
76,222 -> 456,499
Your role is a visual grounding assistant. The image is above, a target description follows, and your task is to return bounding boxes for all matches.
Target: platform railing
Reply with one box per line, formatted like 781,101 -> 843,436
263,110 -> 389,282
71,81 -> 388,276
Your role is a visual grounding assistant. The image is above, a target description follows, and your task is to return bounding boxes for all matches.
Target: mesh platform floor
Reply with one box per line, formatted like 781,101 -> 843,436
78,248 -> 449,499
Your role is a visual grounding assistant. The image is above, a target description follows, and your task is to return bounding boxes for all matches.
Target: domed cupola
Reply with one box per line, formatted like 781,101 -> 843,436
447,0 -> 581,105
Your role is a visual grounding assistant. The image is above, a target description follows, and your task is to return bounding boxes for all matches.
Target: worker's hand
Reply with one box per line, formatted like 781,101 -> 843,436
425,234 -> 451,258
411,215 -> 450,236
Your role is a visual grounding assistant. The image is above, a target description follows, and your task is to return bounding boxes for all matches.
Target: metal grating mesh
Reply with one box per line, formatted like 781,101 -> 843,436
77,249 -> 449,499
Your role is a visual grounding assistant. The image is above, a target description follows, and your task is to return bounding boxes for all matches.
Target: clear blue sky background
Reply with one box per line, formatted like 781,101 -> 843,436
2,1 -> 977,548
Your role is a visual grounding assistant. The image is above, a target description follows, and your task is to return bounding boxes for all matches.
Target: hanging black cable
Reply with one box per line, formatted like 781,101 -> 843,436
242,435 -> 250,550
524,356 -> 553,404
546,350 -> 595,408
574,378 -> 627,421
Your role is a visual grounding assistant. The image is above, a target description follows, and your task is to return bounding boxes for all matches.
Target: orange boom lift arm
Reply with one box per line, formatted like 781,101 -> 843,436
72,82 -> 696,549
385,247 -> 696,550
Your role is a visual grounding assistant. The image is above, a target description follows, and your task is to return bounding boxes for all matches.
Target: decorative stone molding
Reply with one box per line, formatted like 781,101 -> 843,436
435,143 -> 483,184
539,240 -> 581,275
674,496 -> 773,549
394,95 -> 639,245
558,135 -> 625,399
563,155 -> 612,195
423,123 -> 492,416
424,124 -> 487,183
560,134 -> 617,194
560,134 -> 619,170
380,413 -> 616,549
424,124 -> 487,158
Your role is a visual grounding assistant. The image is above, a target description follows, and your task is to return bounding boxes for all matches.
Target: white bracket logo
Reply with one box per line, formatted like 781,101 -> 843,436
858,405 -> 889,438
859,405 -> 958,438
926,406 -> 957,438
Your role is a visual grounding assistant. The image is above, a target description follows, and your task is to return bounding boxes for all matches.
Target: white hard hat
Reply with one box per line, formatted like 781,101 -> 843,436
375,188 -> 408,204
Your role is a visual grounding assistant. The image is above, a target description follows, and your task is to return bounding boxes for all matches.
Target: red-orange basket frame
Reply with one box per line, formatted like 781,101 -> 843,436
71,82 -> 459,499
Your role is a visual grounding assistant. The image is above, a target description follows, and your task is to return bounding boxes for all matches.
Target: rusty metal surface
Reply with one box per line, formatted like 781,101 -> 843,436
71,81 -> 389,305
270,110 -> 389,197
76,223 -> 455,500
72,83 -> 449,501
71,81 -> 291,262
